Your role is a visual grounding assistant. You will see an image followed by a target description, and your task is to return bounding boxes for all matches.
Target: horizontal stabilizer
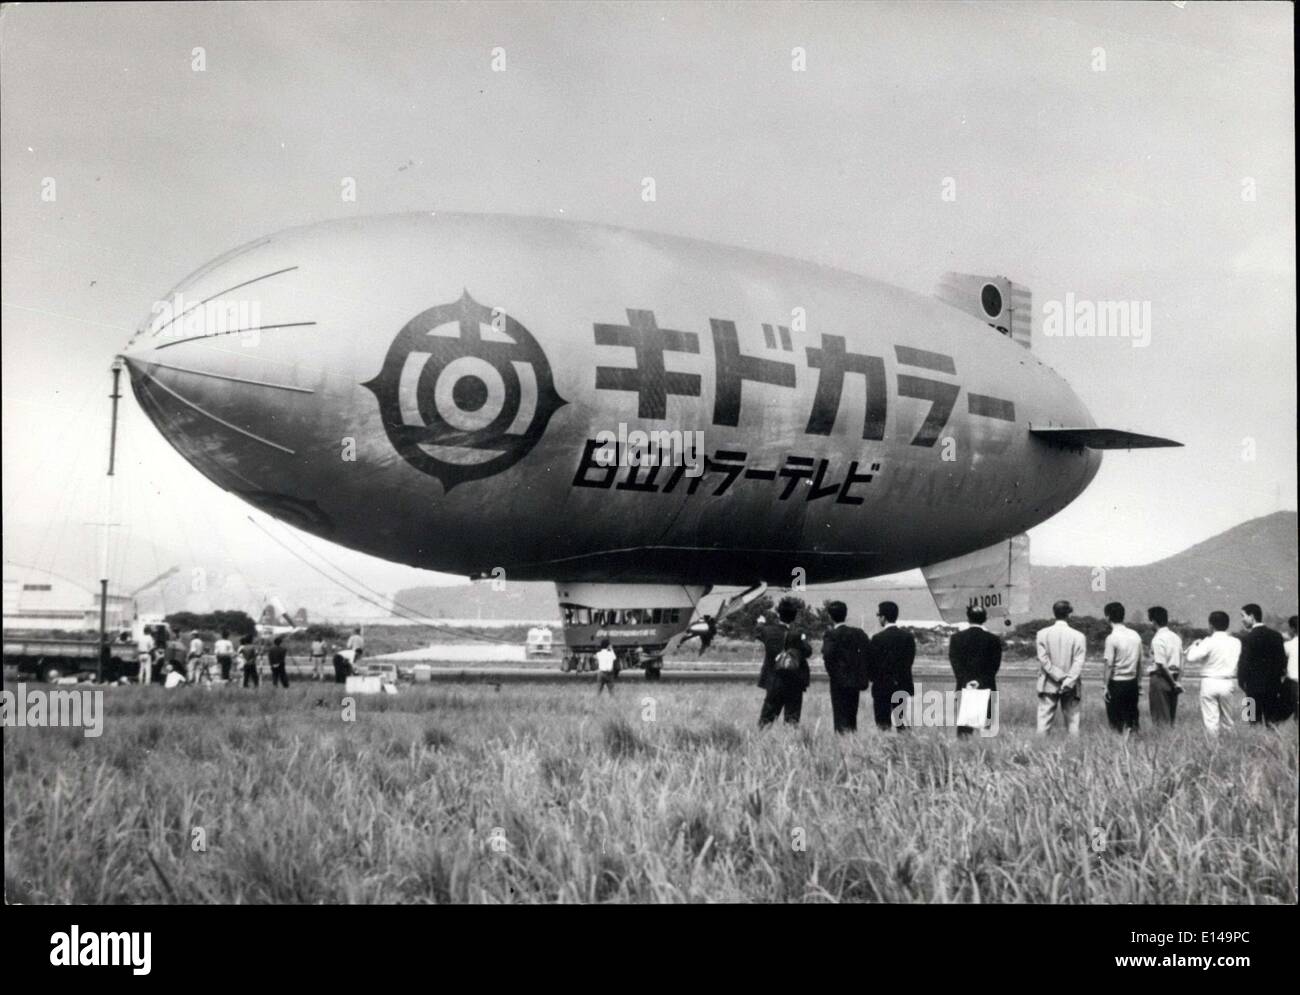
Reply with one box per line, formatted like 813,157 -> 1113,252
922,534 -> 1029,624
1030,427 -> 1182,450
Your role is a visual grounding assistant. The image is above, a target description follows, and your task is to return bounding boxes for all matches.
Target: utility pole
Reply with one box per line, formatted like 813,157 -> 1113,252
98,358 -> 124,682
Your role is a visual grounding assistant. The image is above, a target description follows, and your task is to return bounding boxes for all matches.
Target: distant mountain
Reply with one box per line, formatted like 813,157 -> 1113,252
1030,511 -> 1297,623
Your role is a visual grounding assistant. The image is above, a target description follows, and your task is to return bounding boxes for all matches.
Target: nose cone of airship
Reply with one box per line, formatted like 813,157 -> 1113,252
120,237 -> 327,502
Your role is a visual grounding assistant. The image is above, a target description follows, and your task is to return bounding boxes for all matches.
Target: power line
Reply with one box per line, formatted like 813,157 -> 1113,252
245,516 -> 520,645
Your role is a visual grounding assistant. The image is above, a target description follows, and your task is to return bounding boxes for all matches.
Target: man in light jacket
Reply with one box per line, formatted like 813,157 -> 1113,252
1036,600 -> 1086,735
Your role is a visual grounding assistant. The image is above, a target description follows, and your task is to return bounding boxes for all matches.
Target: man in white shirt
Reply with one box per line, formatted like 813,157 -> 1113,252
1186,611 -> 1242,736
213,630 -> 235,683
1145,606 -> 1183,726
347,628 -> 365,665
594,638 -> 617,695
1284,615 -> 1298,721
310,637 -> 327,681
1102,602 -> 1142,733
1036,600 -> 1086,735
162,663 -> 185,689
137,629 -> 154,686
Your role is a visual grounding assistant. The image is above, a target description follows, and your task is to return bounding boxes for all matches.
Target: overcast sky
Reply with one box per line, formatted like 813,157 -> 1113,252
2,1 -> 1294,603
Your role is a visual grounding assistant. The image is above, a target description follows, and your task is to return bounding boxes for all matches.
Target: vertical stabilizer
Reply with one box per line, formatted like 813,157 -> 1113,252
921,534 -> 1030,624
936,273 -> 1032,349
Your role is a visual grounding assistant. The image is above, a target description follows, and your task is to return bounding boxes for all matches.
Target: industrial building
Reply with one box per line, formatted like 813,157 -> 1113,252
2,564 -> 133,634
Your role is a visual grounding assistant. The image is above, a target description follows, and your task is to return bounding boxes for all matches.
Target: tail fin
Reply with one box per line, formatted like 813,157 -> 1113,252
258,604 -> 276,625
292,607 -> 308,626
936,273 -> 1032,349
922,534 -> 1030,624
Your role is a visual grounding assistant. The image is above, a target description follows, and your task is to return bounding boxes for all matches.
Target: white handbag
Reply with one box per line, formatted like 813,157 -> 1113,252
956,685 -> 992,728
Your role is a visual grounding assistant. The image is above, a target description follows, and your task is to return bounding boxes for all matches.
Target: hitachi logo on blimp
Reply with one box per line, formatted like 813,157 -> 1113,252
49,926 -> 151,975
1041,293 -> 1151,348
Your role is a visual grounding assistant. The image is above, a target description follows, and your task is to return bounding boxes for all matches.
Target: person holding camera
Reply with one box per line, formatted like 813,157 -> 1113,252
756,596 -> 812,727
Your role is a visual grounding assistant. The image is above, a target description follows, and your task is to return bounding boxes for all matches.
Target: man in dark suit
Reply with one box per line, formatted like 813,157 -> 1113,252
1238,603 -> 1287,725
756,596 -> 813,727
870,601 -> 915,731
820,600 -> 872,733
948,605 -> 1002,737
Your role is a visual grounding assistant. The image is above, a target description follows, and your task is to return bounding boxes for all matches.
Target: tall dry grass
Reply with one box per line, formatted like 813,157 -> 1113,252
4,680 -> 1295,903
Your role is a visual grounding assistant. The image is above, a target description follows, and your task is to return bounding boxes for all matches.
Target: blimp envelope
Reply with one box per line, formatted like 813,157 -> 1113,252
115,212 -> 1181,663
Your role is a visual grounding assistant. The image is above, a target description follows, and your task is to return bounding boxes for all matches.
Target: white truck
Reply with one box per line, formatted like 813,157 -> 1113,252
525,626 -> 555,658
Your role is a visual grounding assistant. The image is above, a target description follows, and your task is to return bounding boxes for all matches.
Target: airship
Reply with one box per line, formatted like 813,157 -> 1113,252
120,213 -> 1179,672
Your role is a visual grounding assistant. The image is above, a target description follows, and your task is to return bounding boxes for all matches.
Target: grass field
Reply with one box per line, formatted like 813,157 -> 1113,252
4,679 -> 1296,903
